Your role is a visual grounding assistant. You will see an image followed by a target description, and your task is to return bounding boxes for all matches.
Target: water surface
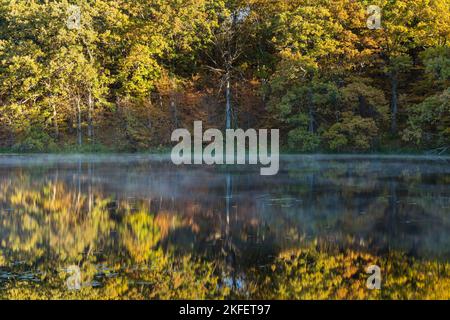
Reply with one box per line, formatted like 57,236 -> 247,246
0,154 -> 449,299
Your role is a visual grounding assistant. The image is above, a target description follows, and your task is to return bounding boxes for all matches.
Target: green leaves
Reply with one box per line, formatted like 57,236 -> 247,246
0,0 -> 448,152
403,88 -> 450,148
323,112 -> 379,152
118,44 -> 162,97
422,46 -> 450,81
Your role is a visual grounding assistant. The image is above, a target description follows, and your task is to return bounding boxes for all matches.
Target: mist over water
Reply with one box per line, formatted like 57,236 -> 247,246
0,154 -> 449,298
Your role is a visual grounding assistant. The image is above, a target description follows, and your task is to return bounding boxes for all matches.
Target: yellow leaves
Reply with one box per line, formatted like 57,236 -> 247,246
121,210 -> 161,263
118,44 -> 163,97
172,273 -> 183,290
0,251 -> 5,267
250,247 -> 450,300
104,277 -> 130,299
273,0 -> 368,69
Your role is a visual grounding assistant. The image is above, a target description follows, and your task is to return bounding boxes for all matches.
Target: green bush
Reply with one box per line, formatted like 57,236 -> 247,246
12,128 -> 57,153
287,128 -> 321,152
402,89 -> 450,149
323,112 -> 378,152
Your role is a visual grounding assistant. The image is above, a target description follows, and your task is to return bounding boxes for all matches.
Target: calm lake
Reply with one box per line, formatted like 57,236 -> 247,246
0,154 -> 449,299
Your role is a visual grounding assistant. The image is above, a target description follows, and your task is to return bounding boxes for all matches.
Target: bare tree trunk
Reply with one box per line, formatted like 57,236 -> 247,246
87,90 -> 94,143
171,99 -> 179,129
52,102 -> 59,140
308,87 -> 315,133
76,96 -> 82,146
225,72 -> 232,130
6,118 -> 14,146
159,94 -> 164,109
147,95 -> 153,129
390,71 -> 398,135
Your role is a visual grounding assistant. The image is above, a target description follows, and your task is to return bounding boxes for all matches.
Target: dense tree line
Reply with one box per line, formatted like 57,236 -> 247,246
0,0 -> 448,152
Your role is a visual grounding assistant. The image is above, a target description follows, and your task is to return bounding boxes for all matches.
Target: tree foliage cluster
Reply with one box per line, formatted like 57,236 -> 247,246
0,0 -> 449,152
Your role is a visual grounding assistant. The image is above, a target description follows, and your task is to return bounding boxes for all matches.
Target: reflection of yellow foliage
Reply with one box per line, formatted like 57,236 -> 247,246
0,180 -> 114,263
154,211 -> 183,239
121,210 -> 161,263
248,248 -> 450,300
1,175 -> 449,300
0,254 -> 228,300
0,251 -> 5,267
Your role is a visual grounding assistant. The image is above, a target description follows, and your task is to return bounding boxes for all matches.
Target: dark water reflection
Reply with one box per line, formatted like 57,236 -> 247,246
0,154 -> 449,299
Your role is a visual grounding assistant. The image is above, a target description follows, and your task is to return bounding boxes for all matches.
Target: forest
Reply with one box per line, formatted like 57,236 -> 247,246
0,0 -> 449,153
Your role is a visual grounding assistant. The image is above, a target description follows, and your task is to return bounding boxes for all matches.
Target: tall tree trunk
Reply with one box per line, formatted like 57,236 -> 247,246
390,71 -> 398,135
6,118 -> 14,148
159,94 -> 164,109
76,96 -> 82,146
147,95 -> 153,129
87,90 -> 94,143
308,87 -> 315,133
225,72 -> 232,130
171,99 -> 179,129
52,102 -> 59,140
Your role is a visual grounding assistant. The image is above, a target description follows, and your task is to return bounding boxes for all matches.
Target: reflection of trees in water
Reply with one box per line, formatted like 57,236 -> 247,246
0,165 -> 278,298
0,171 -> 112,266
0,157 -> 449,299
0,169 -> 227,299
282,158 -> 450,258
1,160 -> 449,263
